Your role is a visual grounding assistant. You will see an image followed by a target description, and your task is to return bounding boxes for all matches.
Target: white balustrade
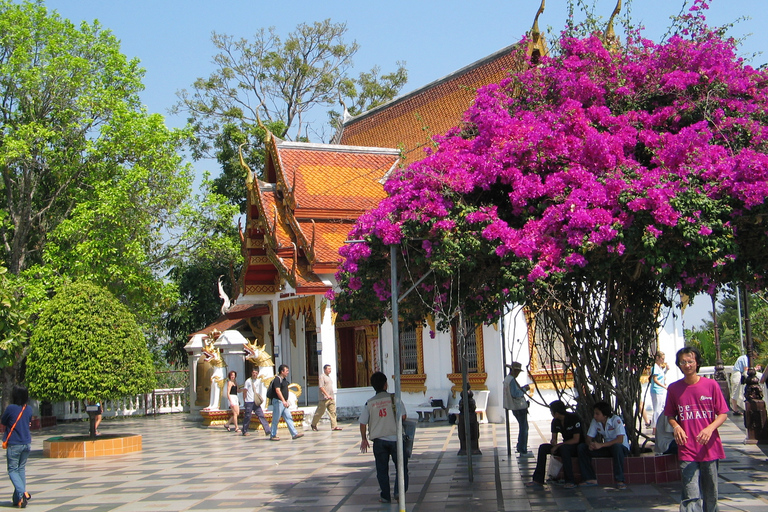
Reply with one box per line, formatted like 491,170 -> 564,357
52,388 -> 189,421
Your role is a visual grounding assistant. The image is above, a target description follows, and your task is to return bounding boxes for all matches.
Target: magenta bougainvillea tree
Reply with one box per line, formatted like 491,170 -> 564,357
332,4 -> 768,447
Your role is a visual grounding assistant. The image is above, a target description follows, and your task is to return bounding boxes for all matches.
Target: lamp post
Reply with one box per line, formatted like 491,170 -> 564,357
388,244 -> 407,511
711,294 -> 730,404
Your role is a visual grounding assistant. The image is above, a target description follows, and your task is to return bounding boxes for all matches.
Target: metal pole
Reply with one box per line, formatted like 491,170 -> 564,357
500,304 -> 511,457
735,284 -> 745,354
390,244 -> 406,512
457,311 -> 474,482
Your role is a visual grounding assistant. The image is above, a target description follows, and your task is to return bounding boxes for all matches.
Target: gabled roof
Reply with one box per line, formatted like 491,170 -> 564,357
240,32 -> 546,298
336,44 -> 527,164
241,136 -> 400,294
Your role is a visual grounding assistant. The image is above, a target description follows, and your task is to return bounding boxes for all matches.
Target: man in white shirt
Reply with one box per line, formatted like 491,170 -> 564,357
241,368 -> 270,437
359,372 -> 408,504
311,364 -> 342,431
576,401 -> 631,489
730,352 -> 754,415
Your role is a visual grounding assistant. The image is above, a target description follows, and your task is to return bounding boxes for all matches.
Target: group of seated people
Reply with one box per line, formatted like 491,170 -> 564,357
526,399 -> 677,490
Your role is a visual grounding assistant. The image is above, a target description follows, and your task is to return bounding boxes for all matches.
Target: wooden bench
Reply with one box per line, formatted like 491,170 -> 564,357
414,389 -> 451,422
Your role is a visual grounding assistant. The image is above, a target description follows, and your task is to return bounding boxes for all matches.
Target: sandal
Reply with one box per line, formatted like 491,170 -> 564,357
224,426 -> 231,432
525,481 -> 544,487
563,483 -> 577,489
579,481 -> 598,487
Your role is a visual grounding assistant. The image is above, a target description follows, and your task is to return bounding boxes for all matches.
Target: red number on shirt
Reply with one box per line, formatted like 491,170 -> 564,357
379,408 -> 387,417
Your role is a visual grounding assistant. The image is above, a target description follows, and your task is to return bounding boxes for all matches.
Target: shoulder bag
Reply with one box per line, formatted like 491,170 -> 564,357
252,379 -> 264,406
2,405 -> 26,449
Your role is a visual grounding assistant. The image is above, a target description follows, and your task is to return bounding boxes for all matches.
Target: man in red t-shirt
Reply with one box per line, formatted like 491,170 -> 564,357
664,346 -> 728,512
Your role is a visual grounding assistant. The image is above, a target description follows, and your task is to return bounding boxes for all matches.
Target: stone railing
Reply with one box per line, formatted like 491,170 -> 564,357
52,387 -> 189,421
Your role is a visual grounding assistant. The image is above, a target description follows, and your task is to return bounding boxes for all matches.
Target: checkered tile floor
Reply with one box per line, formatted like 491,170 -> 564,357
6,412 -> 768,511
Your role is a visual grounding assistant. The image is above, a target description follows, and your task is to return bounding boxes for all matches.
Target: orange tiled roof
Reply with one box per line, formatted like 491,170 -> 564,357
296,219 -> 355,267
243,138 -> 399,291
241,42 -> 534,293
275,142 -> 399,214
339,44 -> 524,164
190,316 -> 245,337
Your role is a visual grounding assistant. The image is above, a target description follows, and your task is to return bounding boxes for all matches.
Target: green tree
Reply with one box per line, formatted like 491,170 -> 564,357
26,282 -> 155,436
174,19 -> 407,212
0,1 -> 237,375
0,1 -> 233,294
163,228 -> 242,366
686,287 -> 767,366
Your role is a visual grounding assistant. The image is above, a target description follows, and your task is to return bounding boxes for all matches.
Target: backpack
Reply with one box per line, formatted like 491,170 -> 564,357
266,377 -> 278,400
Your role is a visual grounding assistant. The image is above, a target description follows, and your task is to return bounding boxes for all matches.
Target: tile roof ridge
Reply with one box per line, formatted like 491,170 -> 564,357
276,139 -> 400,155
342,42 -> 521,126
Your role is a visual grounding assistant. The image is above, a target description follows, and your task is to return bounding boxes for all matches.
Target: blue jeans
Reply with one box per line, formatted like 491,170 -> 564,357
680,460 -> 719,512
512,408 -> 529,453
270,401 -> 297,437
578,443 -> 629,483
6,443 -> 30,504
373,439 -> 409,501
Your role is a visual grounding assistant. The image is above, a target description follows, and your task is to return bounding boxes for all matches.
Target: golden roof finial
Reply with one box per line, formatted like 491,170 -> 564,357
531,0 -> 545,37
527,0 -> 547,63
239,142 -> 254,188
604,0 -> 622,42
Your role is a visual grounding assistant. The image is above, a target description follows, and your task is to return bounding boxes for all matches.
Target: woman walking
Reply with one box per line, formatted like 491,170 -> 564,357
2,385 -> 33,508
225,371 -> 240,432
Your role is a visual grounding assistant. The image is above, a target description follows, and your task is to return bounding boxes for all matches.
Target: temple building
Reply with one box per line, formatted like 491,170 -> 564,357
186,6 -> 686,422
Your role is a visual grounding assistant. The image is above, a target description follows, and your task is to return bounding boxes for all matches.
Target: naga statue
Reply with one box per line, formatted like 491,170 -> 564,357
201,330 -> 227,410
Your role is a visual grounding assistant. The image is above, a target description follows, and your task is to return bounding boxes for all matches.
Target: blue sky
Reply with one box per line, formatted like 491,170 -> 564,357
43,0 -> 766,135
41,0 -> 765,328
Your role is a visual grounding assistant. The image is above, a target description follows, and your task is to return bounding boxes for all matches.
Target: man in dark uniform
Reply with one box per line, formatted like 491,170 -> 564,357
526,400 -> 583,487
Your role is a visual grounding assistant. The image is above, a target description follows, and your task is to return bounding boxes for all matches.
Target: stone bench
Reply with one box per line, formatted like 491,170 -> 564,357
554,452 -> 680,484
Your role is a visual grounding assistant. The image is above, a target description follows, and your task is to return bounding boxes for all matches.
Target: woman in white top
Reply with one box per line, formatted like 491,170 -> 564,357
650,352 -> 668,434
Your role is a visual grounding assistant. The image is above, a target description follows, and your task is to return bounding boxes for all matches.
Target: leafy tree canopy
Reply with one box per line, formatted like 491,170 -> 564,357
0,0 -> 236,323
173,19 -> 407,213
26,282 -> 155,403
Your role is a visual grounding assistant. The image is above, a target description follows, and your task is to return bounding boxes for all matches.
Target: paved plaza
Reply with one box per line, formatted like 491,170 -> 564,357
5,411 -> 768,511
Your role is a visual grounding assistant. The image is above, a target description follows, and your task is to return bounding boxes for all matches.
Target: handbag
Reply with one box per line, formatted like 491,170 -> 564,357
250,378 -> 264,406
2,405 -> 26,449
509,396 -> 528,411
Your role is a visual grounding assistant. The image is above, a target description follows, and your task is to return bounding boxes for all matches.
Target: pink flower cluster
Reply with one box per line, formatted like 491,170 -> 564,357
338,13 -> 768,303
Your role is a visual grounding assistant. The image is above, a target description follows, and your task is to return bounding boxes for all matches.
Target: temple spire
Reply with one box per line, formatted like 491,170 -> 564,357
527,0 -> 547,63
604,0 -> 622,44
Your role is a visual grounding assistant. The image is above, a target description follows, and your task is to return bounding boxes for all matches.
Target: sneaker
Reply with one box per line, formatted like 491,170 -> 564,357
292,433 -> 304,440
518,452 -> 534,458
616,481 -> 627,490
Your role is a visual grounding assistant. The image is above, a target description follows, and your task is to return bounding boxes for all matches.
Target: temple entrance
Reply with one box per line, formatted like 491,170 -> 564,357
336,324 -> 376,388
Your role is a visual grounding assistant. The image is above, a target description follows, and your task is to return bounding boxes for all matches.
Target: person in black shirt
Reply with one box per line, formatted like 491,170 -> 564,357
526,400 -> 583,487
